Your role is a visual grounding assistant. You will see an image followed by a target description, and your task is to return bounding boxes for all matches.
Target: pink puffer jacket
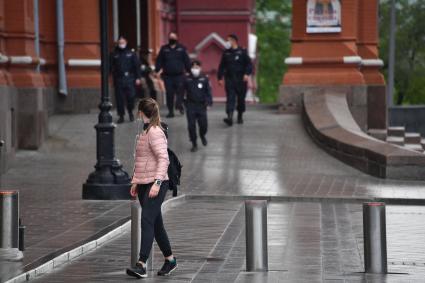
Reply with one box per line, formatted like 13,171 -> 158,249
131,126 -> 169,184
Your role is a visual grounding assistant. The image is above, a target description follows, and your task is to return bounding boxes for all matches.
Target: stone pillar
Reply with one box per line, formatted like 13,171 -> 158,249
0,0 -> 17,173
357,0 -> 386,129
58,0 -> 101,113
4,0 -> 47,150
39,0 -> 58,113
149,0 -> 163,56
282,0 -> 363,85
280,0 -> 372,130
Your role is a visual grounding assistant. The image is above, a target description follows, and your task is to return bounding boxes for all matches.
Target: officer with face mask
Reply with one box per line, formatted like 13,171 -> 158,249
110,36 -> 141,123
183,60 -> 213,152
217,34 -> 253,126
155,32 -> 191,118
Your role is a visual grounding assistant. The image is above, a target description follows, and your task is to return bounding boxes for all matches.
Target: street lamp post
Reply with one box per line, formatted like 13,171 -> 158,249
82,0 -> 131,200
387,0 -> 396,109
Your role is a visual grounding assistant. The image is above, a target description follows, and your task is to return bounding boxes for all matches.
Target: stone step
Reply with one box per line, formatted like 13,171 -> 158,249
405,132 -> 422,144
405,143 -> 424,153
367,129 -> 387,141
387,126 -> 405,137
386,136 -> 404,146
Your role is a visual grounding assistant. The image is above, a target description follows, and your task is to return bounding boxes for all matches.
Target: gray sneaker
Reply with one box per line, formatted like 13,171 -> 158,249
157,258 -> 177,276
126,262 -> 147,278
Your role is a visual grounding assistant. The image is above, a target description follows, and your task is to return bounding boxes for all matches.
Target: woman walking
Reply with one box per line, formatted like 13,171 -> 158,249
126,98 -> 177,279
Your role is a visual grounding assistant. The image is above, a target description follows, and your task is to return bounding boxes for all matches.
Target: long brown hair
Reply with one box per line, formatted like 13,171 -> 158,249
138,98 -> 163,132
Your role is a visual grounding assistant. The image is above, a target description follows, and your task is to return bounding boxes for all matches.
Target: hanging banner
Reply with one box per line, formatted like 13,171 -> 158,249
307,0 -> 342,33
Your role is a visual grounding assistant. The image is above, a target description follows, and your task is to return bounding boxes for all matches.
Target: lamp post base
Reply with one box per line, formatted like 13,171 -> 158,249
83,183 -> 131,200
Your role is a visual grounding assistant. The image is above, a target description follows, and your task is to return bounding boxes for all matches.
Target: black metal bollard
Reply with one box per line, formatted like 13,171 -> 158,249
363,202 -> 387,274
245,200 -> 268,272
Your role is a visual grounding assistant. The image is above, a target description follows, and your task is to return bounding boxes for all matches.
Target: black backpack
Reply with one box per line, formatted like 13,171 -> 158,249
167,148 -> 182,196
160,123 -> 182,197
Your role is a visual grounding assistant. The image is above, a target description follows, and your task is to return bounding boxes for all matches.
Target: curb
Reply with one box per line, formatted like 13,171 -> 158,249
185,194 -> 425,205
4,194 -> 186,283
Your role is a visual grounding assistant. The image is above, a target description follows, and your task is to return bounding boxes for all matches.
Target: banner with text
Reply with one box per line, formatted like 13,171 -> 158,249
307,0 -> 341,33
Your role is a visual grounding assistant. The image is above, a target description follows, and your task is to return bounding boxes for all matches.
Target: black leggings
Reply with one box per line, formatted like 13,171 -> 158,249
138,181 -> 172,262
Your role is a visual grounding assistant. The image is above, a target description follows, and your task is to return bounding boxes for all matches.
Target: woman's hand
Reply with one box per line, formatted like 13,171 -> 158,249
148,183 -> 160,198
130,184 -> 138,198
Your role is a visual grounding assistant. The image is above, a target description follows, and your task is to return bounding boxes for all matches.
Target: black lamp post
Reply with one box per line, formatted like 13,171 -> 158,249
82,0 -> 131,200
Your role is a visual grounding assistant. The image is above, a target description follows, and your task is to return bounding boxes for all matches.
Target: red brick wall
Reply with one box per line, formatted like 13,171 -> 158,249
284,0 -> 384,86
178,0 -> 255,99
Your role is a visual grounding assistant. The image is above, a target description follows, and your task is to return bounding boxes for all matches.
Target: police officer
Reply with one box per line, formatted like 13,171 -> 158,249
183,60 -> 212,152
110,36 -> 141,123
155,32 -> 191,118
217,34 -> 253,126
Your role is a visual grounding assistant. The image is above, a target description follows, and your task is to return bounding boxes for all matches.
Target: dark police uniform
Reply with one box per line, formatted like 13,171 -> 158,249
155,43 -> 191,115
110,47 -> 141,119
217,47 -> 253,116
183,74 -> 213,146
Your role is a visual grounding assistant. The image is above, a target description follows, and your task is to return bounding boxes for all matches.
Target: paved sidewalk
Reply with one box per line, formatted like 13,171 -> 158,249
1,105 -> 425,282
32,199 -> 425,282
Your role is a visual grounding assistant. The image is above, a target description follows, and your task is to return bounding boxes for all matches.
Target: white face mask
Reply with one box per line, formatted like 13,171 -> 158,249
224,41 -> 232,49
118,43 -> 127,49
191,68 -> 201,77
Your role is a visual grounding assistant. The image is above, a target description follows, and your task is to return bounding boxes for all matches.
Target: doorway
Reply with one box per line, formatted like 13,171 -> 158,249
116,0 -> 149,58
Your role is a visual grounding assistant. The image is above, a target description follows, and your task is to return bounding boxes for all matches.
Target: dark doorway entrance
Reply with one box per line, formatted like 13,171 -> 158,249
117,0 -> 149,57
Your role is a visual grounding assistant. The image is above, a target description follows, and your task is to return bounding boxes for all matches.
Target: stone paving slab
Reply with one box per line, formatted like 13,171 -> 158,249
31,199 -> 243,283
1,106 -> 425,282
30,199 -> 425,283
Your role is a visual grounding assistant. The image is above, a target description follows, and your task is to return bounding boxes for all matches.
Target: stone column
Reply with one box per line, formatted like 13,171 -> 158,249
357,0 -> 387,129
0,0 -> 17,173
149,0 -> 162,56
4,0 -> 47,150
37,0 -> 58,116
58,0 -> 101,113
280,0 -> 369,129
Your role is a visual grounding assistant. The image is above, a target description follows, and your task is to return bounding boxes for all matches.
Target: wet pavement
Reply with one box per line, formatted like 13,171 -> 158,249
1,105 -> 425,282
31,199 -> 425,282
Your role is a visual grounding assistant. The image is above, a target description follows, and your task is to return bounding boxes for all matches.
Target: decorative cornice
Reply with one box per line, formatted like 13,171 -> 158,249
285,56 -> 382,67
194,32 -> 227,52
180,10 -> 252,16
0,54 -> 46,65
343,56 -> 362,64
284,57 -> 303,65
362,59 -> 384,67
68,59 -> 101,67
